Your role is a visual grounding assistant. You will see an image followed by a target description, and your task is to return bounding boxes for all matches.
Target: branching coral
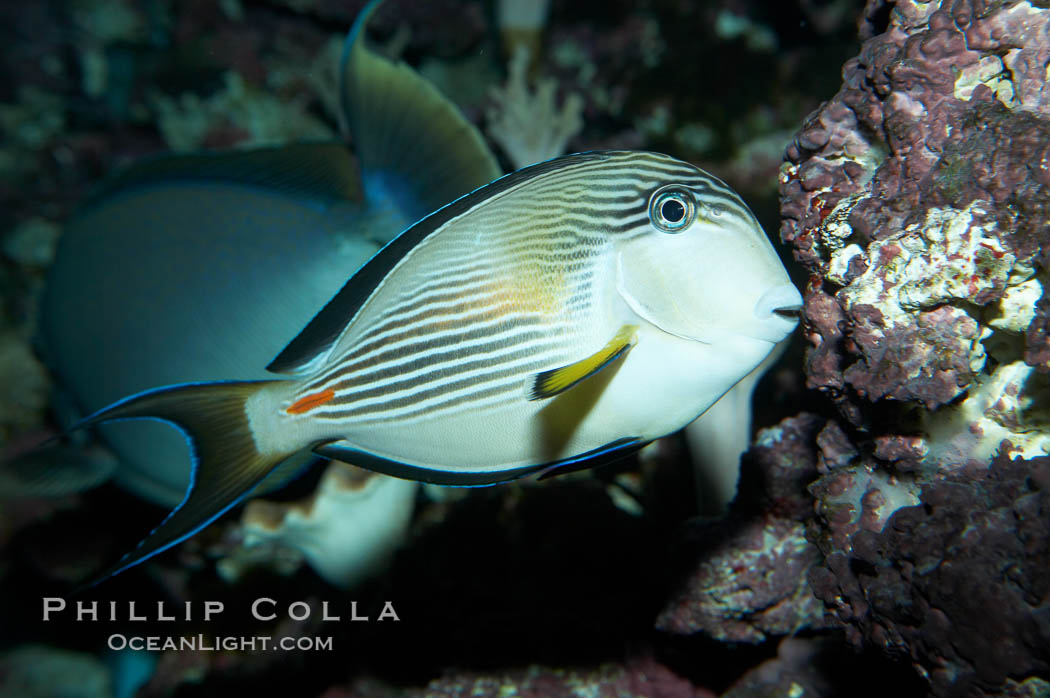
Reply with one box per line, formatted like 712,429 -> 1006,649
150,71 -> 334,152
485,45 -> 583,170
219,462 -> 418,589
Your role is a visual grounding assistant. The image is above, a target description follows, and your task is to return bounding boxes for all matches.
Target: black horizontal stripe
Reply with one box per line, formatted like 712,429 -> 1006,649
334,263 -> 597,370
349,378 -> 522,422
321,357 -> 551,419
266,151 -> 612,373
373,263 -> 592,327
313,318 -> 546,389
325,333 -> 564,395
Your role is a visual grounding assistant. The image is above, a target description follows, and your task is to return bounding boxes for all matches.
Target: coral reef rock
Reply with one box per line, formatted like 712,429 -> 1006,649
721,637 -> 835,698
782,0 -> 1050,424
657,414 -> 833,643
809,455 -> 1050,696
329,657 -> 710,698
779,0 -> 1050,695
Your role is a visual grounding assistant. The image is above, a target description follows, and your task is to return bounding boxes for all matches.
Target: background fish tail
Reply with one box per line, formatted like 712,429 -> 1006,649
72,381 -> 289,587
341,0 -> 501,223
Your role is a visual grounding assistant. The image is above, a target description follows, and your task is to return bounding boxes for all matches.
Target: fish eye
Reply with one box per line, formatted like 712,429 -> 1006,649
648,185 -> 695,233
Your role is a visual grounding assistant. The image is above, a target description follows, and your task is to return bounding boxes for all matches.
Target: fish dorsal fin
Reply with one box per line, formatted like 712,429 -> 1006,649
85,143 -> 361,209
341,0 -> 501,223
266,150 -> 610,375
529,324 -> 639,400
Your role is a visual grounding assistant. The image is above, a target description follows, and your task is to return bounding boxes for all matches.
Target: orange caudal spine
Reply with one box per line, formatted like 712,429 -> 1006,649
286,388 -> 336,415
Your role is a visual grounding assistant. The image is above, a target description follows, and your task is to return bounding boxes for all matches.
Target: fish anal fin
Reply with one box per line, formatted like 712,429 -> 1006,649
314,439 -> 546,487
536,437 -> 647,480
72,381 -> 293,589
313,436 -> 648,487
529,325 -> 638,401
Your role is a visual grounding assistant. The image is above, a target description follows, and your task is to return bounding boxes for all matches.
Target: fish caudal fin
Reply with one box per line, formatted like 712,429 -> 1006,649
72,381 -> 288,588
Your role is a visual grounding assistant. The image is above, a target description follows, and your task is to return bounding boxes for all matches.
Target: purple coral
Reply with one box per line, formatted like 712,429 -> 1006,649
782,0 -> 1050,418
778,0 -> 1050,694
657,414 -> 833,644
809,455 -> 1050,695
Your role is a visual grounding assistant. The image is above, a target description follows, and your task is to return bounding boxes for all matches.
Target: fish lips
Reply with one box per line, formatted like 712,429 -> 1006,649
751,283 -> 803,342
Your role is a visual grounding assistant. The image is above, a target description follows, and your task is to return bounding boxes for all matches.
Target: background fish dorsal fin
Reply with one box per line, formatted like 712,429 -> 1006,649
85,143 -> 361,208
341,0 -> 501,223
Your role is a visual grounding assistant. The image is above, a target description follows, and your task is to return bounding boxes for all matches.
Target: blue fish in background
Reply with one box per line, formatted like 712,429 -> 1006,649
41,1 -> 499,509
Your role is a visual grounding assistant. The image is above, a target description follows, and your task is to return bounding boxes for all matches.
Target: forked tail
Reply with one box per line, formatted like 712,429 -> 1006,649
72,380 -> 289,589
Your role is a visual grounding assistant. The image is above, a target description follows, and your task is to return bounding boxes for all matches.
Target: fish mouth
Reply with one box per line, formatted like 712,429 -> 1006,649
746,284 -> 803,343
772,305 -> 802,321
754,283 -> 803,320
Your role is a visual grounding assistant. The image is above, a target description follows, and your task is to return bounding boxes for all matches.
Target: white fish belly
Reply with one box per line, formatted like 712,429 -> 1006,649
326,326 -> 777,477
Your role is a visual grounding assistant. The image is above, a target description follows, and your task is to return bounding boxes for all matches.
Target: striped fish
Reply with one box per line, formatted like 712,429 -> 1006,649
70,148 -> 801,583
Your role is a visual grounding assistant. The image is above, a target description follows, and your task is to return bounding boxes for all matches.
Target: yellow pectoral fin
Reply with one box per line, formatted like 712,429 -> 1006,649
529,324 -> 639,401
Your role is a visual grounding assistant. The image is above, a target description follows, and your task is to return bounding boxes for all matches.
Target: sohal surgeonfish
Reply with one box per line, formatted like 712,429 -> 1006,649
44,2 -> 802,586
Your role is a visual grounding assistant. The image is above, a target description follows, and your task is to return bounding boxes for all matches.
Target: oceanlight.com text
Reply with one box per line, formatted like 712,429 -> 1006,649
107,634 -> 334,652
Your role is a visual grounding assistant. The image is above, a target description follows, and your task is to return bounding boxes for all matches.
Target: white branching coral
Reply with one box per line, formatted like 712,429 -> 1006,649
685,338 -> 790,514
219,463 -> 418,589
486,46 -> 584,170
150,71 -> 333,152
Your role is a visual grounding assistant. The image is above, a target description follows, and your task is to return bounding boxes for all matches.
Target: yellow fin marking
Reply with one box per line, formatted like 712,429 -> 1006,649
529,324 -> 638,401
286,388 -> 335,415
